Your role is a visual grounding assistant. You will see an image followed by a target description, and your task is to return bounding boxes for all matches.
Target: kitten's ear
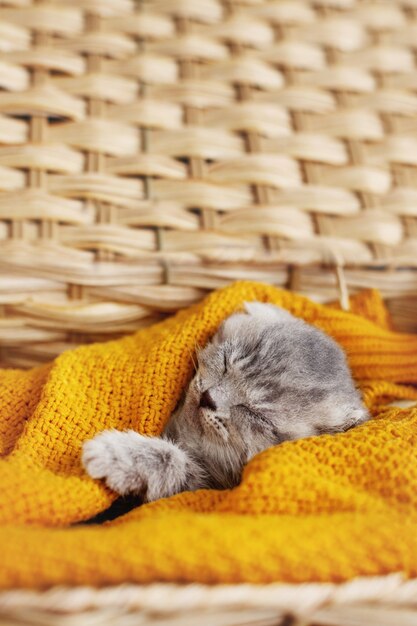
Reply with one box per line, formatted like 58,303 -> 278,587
216,313 -> 247,340
244,301 -> 293,324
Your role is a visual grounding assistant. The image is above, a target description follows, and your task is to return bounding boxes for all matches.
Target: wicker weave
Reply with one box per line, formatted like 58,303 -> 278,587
1,575 -> 417,626
1,0 -> 417,367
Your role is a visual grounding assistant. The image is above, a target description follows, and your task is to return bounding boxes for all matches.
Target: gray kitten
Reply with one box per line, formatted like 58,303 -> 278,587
82,302 -> 369,501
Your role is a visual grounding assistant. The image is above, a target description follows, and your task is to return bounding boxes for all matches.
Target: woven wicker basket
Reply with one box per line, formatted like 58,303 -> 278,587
1,575 -> 417,626
1,0 -> 417,624
2,575 -> 417,626
1,0 -> 417,368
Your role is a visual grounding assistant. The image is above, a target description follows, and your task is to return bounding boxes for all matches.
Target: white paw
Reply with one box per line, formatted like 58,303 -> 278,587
82,430 -> 119,480
82,429 -> 190,501
82,430 -> 147,496
351,407 -> 369,426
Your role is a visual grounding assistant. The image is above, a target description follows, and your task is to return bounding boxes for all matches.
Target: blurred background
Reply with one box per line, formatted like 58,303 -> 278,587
0,0 -> 416,369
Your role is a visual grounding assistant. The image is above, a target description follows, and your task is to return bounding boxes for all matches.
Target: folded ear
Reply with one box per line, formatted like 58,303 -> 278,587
215,312 -> 247,341
243,301 -> 294,324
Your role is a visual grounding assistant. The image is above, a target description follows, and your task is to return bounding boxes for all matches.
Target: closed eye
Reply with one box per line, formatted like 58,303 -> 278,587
237,405 -> 272,426
238,405 -> 284,442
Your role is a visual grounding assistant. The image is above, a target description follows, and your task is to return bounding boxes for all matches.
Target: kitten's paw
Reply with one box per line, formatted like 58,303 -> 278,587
82,429 -> 190,501
82,430 -> 145,495
82,431 -> 117,480
351,407 -> 369,426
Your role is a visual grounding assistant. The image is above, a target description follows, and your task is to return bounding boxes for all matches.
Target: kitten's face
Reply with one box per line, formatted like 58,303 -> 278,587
176,302 -> 368,487
193,317 -> 285,449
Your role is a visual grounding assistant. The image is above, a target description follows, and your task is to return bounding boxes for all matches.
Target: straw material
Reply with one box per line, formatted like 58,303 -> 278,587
2,574 -> 417,626
1,0 -> 417,367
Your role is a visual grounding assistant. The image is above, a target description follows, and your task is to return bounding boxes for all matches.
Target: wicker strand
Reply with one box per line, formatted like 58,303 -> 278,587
0,0 -> 416,360
1,574 -> 417,626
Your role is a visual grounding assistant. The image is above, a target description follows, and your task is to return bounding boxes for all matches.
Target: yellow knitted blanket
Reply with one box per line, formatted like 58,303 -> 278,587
1,282 -> 417,589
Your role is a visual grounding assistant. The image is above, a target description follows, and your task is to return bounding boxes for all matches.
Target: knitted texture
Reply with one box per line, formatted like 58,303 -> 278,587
1,282 -> 417,589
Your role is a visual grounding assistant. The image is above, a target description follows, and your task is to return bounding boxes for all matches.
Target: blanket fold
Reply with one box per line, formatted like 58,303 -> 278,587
1,282 -> 417,588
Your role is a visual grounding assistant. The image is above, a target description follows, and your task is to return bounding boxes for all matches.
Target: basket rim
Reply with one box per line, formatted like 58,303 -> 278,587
0,573 -> 415,615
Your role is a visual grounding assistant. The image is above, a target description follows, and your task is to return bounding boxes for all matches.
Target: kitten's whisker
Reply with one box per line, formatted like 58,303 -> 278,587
187,346 -> 198,372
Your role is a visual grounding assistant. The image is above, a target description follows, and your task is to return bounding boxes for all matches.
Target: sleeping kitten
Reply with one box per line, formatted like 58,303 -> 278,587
82,302 -> 369,501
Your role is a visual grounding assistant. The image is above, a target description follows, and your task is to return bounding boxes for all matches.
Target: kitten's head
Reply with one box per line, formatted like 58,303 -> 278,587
176,302 -> 368,487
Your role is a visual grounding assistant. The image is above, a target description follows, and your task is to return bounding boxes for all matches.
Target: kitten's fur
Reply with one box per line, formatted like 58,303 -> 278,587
83,303 -> 369,501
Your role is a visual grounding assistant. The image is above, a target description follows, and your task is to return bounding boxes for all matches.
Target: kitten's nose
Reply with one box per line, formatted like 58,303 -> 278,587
199,389 -> 217,411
